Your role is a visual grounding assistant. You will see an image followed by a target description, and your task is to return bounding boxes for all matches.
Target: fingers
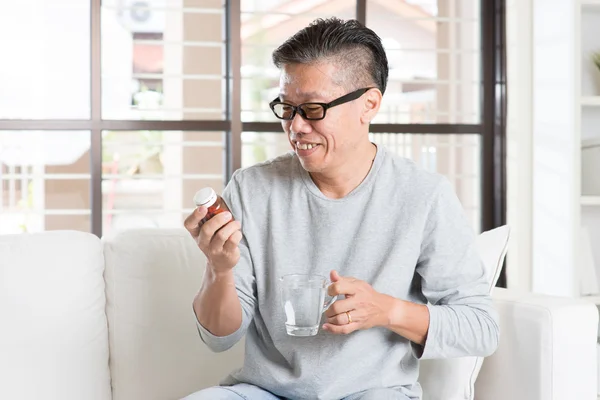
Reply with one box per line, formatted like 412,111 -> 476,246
326,309 -> 362,326
327,271 -> 360,297
330,270 -> 341,282
322,294 -> 363,335
211,220 -> 242,249
327,279 -> 358,297
223,230 -> 243,253
324,298 -> 355,318
322,322 -> 360,335
183,206 -> 208,236
197,212 -> 234,249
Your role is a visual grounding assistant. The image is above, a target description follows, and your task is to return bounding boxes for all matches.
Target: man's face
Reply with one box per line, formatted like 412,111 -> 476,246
278,63 -> 367,174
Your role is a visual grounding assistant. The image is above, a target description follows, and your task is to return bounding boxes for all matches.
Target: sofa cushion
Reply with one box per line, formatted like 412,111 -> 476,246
0,231 -> 111,400
418,225 -> 510,400
475,288 -> 599,400
103,228 -> 244,400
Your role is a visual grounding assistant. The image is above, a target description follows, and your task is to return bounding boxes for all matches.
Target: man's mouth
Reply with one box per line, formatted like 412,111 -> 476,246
295,141 -> 320,150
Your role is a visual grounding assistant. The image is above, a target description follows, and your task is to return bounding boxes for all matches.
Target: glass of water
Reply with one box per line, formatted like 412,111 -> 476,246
280,274 -> 337,337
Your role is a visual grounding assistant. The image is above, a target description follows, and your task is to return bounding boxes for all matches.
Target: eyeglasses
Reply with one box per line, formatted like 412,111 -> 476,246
269,87 -> 375,121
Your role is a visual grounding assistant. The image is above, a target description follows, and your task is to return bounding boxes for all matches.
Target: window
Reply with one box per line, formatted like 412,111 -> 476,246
240,0 -> 356,122
367,0 -> 480,124
0,131 -> 91,233
101,130 -> 224,234
101,0 -> 227,121
0,1 -> 90,119
240,0 -> 486,232
0,0 -> 505,239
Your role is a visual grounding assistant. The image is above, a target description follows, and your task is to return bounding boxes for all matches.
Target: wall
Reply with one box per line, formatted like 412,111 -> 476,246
505,0 -> 533,291
531,0 -> 577,296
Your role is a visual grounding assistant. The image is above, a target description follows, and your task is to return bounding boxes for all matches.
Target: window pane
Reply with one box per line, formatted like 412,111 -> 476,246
242,132 -> 292,166
367,0 -> 481,123
242,131 -> 481,233
0,1 -> 91,119
102,130 -> 224,234
240,1 -> 356,122
370,132 -> 481,232
0,131 -> 91,234
101,0 -> 226,120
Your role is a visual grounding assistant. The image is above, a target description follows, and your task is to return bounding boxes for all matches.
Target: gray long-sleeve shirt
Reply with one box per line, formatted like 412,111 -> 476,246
196,145 -> 499,400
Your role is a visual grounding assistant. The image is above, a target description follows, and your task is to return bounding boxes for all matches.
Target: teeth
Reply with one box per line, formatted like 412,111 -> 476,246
296,142 -> 317,150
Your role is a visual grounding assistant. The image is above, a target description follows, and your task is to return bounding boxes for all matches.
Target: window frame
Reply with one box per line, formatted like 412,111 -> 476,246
0,0 -> 507,287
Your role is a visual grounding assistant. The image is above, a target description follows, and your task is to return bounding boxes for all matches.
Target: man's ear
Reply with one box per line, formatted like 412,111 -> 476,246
360,88 -> 382,124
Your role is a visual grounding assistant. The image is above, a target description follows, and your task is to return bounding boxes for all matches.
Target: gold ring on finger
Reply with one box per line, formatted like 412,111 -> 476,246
345,311 -> 352,324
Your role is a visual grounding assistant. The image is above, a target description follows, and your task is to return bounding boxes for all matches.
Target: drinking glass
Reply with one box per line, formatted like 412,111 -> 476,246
280,274 -> 337,336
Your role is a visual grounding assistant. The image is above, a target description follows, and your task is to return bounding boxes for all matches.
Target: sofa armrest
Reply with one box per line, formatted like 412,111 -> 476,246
475,288 -> 598,400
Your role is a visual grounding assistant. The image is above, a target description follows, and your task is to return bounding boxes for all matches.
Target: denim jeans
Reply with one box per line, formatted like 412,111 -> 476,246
181,384 -> 280,400
181,383 -> 410,400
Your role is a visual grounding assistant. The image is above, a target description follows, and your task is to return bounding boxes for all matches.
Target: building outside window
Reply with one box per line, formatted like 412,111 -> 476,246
0,0 -> 497,238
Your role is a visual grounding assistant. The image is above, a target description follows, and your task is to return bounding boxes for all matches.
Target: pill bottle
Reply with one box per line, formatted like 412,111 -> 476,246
193,187 -> 232,226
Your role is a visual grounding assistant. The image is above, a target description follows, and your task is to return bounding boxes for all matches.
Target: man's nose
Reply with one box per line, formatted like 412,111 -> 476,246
290,111 -> 311,135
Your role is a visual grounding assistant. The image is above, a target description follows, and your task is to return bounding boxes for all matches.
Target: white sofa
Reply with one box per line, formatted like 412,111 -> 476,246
0,229 -> 598,400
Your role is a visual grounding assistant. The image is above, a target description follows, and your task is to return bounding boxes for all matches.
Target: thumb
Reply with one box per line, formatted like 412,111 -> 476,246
184,206 -> 208,235
330,270 -> 341,282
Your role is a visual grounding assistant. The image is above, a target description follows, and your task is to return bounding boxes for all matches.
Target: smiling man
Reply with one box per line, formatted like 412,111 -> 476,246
183,18 -> 499,400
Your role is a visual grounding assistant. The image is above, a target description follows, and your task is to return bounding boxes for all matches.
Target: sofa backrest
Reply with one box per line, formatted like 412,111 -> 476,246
102,228 -> 244,400
3,228 -> 598,400
0,231 -> 112,400
102,227 -> 511,400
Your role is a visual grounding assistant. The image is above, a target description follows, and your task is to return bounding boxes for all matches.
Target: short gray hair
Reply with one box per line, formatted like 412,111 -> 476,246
272,18 -> 389,94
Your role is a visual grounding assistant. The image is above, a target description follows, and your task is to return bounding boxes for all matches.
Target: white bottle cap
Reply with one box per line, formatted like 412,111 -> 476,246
193,187 -> 217,207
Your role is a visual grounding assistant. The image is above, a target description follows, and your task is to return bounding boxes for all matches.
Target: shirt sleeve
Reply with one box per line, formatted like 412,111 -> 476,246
195,170 -> 257,352
412,178 -> 500,360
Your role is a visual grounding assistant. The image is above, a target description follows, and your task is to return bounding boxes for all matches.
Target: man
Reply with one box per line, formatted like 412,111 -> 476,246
183,18 -> 499,400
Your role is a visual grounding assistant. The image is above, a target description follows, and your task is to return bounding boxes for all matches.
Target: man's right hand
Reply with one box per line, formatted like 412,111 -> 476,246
186,206 -> 245,338
184,207 -> 243,273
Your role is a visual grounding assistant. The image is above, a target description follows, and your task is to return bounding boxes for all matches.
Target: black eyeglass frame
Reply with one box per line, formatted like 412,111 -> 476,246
269,87 -> 376,121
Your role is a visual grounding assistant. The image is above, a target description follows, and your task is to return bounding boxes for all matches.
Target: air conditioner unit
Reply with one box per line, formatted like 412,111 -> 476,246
117,0 -> 165,33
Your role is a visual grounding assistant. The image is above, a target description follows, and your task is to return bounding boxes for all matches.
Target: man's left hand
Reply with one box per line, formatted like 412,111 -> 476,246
322,270 -> 398,335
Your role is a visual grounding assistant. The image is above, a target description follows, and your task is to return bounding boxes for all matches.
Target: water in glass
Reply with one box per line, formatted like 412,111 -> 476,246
280,274 -> 336,337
